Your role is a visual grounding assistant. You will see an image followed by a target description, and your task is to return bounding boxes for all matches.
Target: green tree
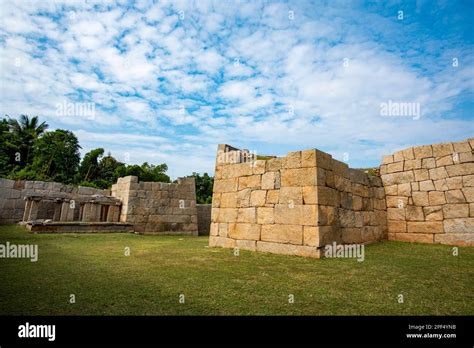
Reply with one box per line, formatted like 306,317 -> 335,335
16,129 -> 81,183
7,115 -> 48,166
77,148 -> 104,182
192,172 -> 213,204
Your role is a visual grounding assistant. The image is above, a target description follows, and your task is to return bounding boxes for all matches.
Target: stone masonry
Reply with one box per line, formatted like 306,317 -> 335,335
209,144 -> 387,258
380,137 -> 474,246
210,138 -> 474,258
111,176 -> 198,235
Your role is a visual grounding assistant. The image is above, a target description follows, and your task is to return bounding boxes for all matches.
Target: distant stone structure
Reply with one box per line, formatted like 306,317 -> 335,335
380,138 -> 474,246
209,138 -> 473,258
0,175 -> 201,235
112,176 -> 198,235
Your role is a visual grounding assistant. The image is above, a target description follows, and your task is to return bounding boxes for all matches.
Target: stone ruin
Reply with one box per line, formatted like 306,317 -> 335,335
0,176 -> 201,235
209,137 -> 474,258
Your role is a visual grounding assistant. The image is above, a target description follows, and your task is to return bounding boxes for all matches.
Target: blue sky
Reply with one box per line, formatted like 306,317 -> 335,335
1,0 -> 473,179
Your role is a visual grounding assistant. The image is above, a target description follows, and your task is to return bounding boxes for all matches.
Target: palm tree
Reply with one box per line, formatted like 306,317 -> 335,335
7,115 -> 48,165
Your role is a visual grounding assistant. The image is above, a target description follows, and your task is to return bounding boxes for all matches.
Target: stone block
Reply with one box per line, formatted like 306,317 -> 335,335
412,191 -> 429,206
402,147 -> 415,160
387,220 -> 406,233
266,190 -> 279,204
210,222 -> 219,236
428,191 -> 446,205
434,233 -> 474,246
421,157 -> 436,169
238,175 -> 261,190
281,167 -> 316,187
386,196 -> 408,208
261,172 -> 276,190
452,141 -> 471,153
387,162 -> 404,173
382,155 -> 394,164
387,208 -> 405,221
228,223 -> 261,240
209,236 -> 236,248
407,221 -> 443,233
256,241 -> 321,258
318,205 -> 336,225
405,206 -> 424,221
220,192 -> 238,208
303,226 -> 318,246
433,179 -> 448,191
462,187 -> 474,202
429,167 -> 448,180
214,178 -> 238,193
384,184 -> 398,196
419,180 -> 435,191
389,233 -> 434,243
413,145 -> 433,159
381,171 -> 414,185
235,239 -> 257,251
443,204 -> 469,218
463,175 -> 474,187
445,189 -> 466,203
432,142 -> 454,157
404,159 -> 421,170
279,187 -> 303,205
316,186 -> 338,206
423,206 -> 443,221
266,158 -> 283,171
250,190 -> 267,206
446,163 -> 474,177
302,186 -> 317,204
237,207 -> 256,223
446,176 -> 463,190
274,204 -> 303,225
436,155 -> 454,167
218,208 -> 238,222
253,160 -> 266,174
443,218 -> 474,233
257,207 -> 274,224
301,149 -> 316,167
237,188 -> 251,207
261,224 -> 303,245
283,151 -> 301,169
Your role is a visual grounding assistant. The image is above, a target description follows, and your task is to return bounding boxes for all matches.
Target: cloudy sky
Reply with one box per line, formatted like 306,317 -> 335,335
1,0 -> 473,179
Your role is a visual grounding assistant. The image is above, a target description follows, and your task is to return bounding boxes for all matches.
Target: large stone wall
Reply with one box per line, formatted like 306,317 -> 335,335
380,138 -> 474,246
111,176 -> 198,235
209,144 -> 387,258
0,178 -> 109,224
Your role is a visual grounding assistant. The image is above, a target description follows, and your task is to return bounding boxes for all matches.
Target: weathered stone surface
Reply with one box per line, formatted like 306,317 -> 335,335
250,190 -> 267,206
220,192 -> 238,208
382,171 -> 414,185
256,241 -> 321,258
405,206 -> 424,221
432,142 -> 454,157
261,172 -> 276,190
428,191 -> 446,205
214,178 -> 238,193
412,191 -> 429,206
266,190 -> 279,204
209,236 -> 236,248
446,163 -> 474,177
238,175 -> 261,190
387,208 -> 405,221
237,207 -> 257,223
462,187 -> 474,202
434,233 -> 474,246
387,162 -> 404,173
281,167 -> 316,187
257,207 -> 274,224
279,187 -> 303,205
228,223 -> 261,240
413,145 -> 433,159
443,218 -> 474,233
407,221 -> 443,233
303,226 -> 318,246
261,224 -> 303,244
443,204 -> 469,218
283,151 -> 302,169
423,206 -> 443,221
445,189 -> 466,203
389,232 -> 434,243
235,239 -> 257,251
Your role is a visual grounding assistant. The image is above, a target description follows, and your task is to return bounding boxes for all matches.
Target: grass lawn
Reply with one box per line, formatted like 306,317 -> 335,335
0,224 -> 473,315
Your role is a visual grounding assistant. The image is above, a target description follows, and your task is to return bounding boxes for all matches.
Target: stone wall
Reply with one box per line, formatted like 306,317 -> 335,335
380,138 -> 474,246
111,176 -> 198,235
209,144 -> 387,258
0,178 -> 109,224
196,204 -> 211,235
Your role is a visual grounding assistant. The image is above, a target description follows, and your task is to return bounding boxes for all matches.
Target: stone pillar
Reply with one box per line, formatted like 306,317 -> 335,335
23,200 -> 32,222
28,200 -> 39,221
81,203 -> 92,222
60,201 -> 75,221
53,202 -> 62,221
107,205 -> 120,222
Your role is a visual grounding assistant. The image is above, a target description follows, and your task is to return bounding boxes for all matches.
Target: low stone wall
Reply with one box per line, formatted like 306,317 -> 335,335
196,204 -> 211,235
0,178 -> 109,224
111,176 -> 198,235
209,144 -> 387,258
380,138 -> 474,246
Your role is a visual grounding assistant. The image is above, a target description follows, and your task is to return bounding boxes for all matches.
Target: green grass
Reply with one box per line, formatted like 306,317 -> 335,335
0,224 -> 473,315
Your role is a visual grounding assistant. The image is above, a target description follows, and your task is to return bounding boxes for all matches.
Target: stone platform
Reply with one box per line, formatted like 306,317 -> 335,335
25,221 -> 134,234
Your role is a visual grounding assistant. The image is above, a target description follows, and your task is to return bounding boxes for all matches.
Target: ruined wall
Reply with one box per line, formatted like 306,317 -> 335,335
196,204 -> 211,235
111,176 -> 198,235
209,144 -> 387,258
0,178 -> 109,224
380,138 -> 474,246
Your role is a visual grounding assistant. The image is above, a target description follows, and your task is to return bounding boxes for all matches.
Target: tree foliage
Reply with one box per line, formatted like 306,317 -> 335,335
192,172 -> 213,204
